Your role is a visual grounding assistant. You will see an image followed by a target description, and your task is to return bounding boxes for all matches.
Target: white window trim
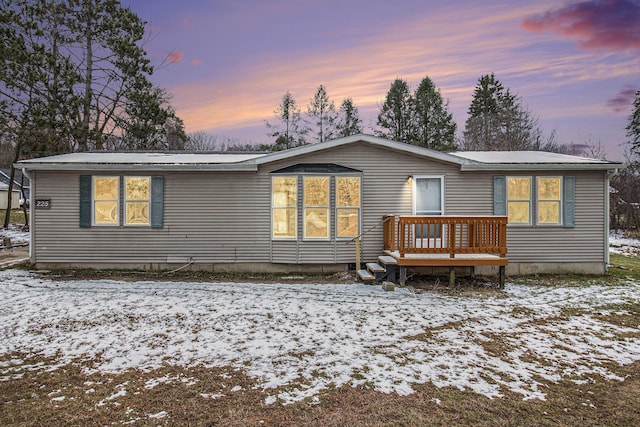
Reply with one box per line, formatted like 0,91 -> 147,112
506,176 -> 532,226
271,175 -> 298,240
92,176 -> 120,227
536,176 -> 563,226
335,175 -> 362,240
124,176 -> 151,227
303,175 -> 331,241
412,175 -> 445,215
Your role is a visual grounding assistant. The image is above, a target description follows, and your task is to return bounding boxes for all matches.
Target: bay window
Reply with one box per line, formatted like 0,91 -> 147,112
271,171 -> 362,240
303,176 -> 329,239
272,176 -> 297,239
336,177 -> 361,238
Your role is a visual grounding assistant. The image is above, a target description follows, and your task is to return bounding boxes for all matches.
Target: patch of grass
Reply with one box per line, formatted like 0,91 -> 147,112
478,332 -> 515,358
592,301 -> 640,329
608,253 -> 640,281
36,267 -> 356,285
5,355 -> 639,426
0,209 -> 27,226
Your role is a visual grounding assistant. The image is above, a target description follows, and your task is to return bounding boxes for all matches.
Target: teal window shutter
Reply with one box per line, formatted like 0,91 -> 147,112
151,176 -> 164,228
493,176 -> 506,216
79,175 -> 91,228
563,176 -> 575,227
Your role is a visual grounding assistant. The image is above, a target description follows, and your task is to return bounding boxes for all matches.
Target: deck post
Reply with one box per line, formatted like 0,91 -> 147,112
355,237 -> 361,270
499,265 -> 505,288
449,267 -> 455,287
399,266 -> 406,287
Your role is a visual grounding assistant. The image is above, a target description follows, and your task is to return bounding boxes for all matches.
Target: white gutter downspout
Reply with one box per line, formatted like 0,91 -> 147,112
21,168 -> 33,261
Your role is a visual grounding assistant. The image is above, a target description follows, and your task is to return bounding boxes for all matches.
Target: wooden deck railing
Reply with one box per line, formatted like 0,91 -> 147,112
383,215 -> 508,258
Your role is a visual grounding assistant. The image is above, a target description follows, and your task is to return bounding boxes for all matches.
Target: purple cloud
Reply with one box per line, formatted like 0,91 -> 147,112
607,85 -> 638,112
167,51 -> 184,63
522,0 -> 640,53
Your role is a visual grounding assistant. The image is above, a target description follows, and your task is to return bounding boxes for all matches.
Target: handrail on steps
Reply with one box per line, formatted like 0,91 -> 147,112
345,215 -> 392,245
345,215 -> 393,270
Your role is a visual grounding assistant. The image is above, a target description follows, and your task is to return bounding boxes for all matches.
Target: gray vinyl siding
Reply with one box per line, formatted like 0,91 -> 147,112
263,142 -> 460,263
446,170 -> 607,263
32,170 -> 272,264
30,141 -> 608,267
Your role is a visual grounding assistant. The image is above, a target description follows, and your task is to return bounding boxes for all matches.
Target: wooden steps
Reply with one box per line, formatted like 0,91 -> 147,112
356,256 -> 400,286
356,269 -> 375,284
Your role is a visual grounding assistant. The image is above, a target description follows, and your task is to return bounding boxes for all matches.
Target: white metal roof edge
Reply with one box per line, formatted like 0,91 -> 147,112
459,162 -> 623,171
251,133 -> 471,166
16,162 -> 258,172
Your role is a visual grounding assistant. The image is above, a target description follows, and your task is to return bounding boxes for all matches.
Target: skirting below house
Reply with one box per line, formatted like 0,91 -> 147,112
32,261 -> 351,274
32,260 -> 607,276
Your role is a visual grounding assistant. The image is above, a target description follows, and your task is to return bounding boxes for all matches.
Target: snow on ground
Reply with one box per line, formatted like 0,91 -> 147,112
610,232 -> 640,256
1,269 -> 639,404
0,224 -> 29,247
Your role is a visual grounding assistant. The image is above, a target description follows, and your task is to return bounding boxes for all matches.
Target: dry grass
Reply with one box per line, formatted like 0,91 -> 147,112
1,355 -> 640,426
2,290 -> 640,426
2,254 -> 640,426
0,209 -> 27,226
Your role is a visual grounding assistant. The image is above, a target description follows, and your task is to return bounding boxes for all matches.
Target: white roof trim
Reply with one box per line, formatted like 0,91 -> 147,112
17,152 -> 265,171
251,134 -> 470,166
15,135 -> 622,172
452,151 -> 622,171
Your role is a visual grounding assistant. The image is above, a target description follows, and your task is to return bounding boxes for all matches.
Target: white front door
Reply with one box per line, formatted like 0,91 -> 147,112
412,176 -> 445,244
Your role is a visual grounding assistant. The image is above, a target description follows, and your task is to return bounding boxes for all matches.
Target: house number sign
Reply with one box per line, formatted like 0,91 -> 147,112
35,199 -> 51,209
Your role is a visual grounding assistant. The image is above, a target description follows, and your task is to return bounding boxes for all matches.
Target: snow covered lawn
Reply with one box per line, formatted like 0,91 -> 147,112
610,232 -> 640,256
0,224 -> 29,247
1,269 -> 639,405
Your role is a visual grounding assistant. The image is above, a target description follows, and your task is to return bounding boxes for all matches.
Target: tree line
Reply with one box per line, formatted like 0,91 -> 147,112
2,1 -> 639,232
1,0 -> 187,227
610,89 -> 640,233
1,0 -> 186,160
264,73 -> 564,153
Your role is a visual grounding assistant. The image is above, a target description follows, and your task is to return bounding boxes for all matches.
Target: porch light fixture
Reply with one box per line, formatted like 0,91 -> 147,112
406,175 -> 413,184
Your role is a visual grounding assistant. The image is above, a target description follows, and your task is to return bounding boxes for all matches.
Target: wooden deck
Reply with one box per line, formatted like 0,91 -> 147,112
382,215 -> 508,286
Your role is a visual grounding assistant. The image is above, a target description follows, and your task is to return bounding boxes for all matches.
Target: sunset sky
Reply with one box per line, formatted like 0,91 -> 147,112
121,0 -> 639,160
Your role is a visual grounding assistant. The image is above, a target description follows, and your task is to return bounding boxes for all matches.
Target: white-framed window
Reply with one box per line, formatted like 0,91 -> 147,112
303,176 -> 330,239
537,176 -> 562,225
336,176 -> 361,238
412,175 -> 444,216
496,175 -> 572,228
272,176 -> 297,239
125,176 -> 151,226
93,176 -> 120,225
412,175 -> 445,241
507,176 -> 532,225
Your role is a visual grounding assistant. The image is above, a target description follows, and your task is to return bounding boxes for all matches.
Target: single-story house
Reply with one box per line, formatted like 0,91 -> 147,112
1,169 -> 30,208
0,182 -> 21,210
0,169 -> 29,210
16,134 -> 622,280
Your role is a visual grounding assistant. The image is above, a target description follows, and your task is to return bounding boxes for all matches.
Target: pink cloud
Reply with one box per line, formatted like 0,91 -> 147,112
607,85 -> 638,112
191,58 -> 203,66
167,51 -> 184,63
522,0 -> 640,52
181,16 -> 190,27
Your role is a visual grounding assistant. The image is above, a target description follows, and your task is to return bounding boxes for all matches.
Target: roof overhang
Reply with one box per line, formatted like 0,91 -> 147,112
459,163 -> 623,171
452,151 -> 623,172
251,134 -> 470,167
16,152 -> 264,172
16,162 -> 259,172
14,135 -> 623,173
